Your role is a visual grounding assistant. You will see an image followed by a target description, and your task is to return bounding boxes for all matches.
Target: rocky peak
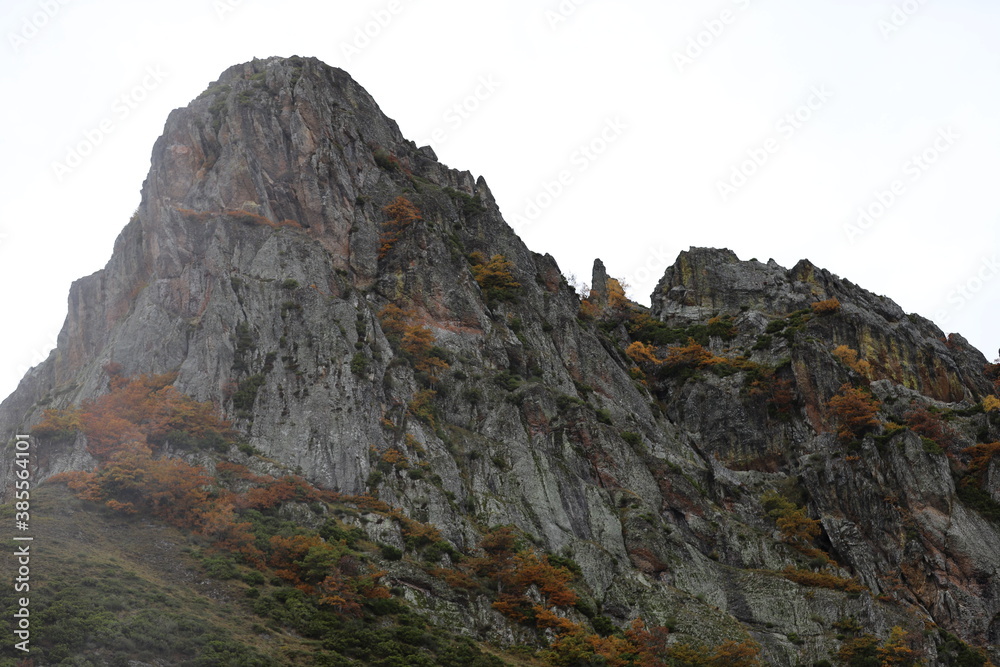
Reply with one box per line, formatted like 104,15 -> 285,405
3,58 -> 1000,665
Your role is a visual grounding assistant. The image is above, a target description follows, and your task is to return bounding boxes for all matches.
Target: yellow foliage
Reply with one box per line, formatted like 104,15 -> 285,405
833,345 -> 873,378
984,395 -> 1000,413
877,626 -> 918,666
606,278 -> 629,312
626,341 -> 662,366
471,254 -> 521,302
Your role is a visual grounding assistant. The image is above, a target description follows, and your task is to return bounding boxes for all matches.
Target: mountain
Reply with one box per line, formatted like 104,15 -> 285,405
2,56 -> 999,666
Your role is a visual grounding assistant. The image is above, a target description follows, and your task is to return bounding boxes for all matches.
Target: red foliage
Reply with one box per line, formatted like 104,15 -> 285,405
237,475 -> 320,510
904,406 -> 959,450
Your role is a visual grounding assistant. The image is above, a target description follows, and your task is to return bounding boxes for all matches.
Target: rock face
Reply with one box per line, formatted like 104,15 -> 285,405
3,56 -> 1000,664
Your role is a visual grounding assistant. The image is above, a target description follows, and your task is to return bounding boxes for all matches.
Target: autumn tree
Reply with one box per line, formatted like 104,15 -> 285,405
626,341 -> 662,366
811,298 -> 842,315
833,345 -> 873,379
470,253 -> 521,303
661,339 -> 717,371
828,384 -> 880,442
606,278 -> 629,314
44,372 -> 235,461
377,304 -> 450,381
876,626 -> 919,666
379,196 -> 422,258
32,407 -> 82,439
761,490 -> 822,553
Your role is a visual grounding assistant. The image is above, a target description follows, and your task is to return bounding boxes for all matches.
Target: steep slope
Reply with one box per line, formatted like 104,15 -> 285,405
2,56 -> 999,665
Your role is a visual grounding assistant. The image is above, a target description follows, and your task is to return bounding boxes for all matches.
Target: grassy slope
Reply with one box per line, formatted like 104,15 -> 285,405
0,485 -> 541,666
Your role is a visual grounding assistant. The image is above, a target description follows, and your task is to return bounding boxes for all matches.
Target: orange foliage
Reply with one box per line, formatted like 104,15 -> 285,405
379,196 -> 422,258
237,475 -> 320,510
201,502 -> 262,564
54,441 -> 215,527
544,616 -> 762,667
828,384 -> 880,442
534,606 -> 582,635
215,461 -> 256,481
32,407 -> 82,439
624,619 -> 672,666
626,341 -> 662,366
578,298 -> 600,320
662,339 -> 718,368
708,640 -> 764,666
429,567 -> 479,590
877,626 -> 918,666
508,552 -> 578,607
44,372 -> 235,461
380,448 -> 409,468
377,304 -> 449,380
781,566 -> 865,593
268,534 -> 326,581
833,345 -> 873,379
811,298 -> 841,315
378,303 -> 409,338
776,510 -> 821,545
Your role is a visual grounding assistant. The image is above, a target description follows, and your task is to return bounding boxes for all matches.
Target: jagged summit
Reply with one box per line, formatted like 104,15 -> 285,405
3,58 -> 1000,664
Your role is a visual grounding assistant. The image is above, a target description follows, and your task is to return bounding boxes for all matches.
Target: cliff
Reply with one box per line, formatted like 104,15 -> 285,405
1,56 -> 998,666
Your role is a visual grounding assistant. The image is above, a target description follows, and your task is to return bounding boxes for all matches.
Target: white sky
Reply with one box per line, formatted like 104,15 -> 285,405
1,0 -> 998,402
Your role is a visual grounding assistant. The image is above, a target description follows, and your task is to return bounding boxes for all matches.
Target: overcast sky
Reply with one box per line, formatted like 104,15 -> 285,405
1,0 -> 998,402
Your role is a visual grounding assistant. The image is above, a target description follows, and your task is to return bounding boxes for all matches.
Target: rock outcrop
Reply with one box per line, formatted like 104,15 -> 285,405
2,56 -> 998,665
